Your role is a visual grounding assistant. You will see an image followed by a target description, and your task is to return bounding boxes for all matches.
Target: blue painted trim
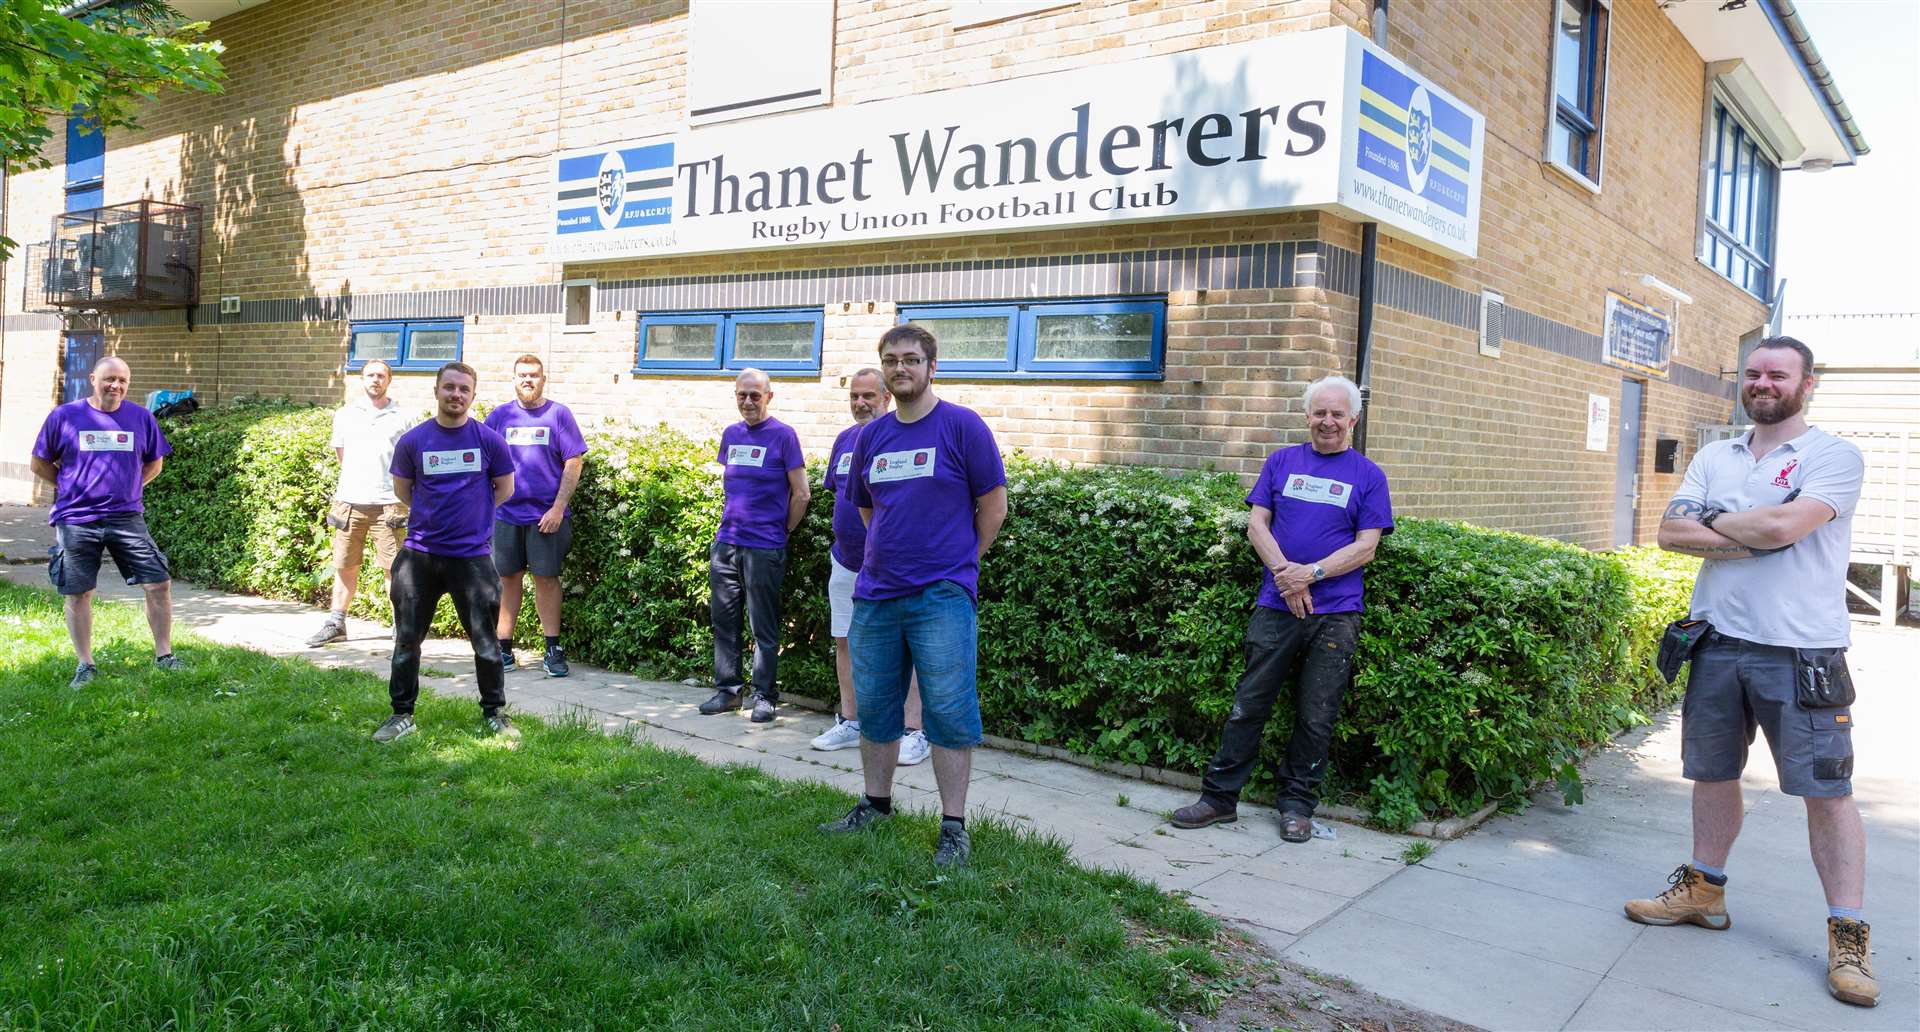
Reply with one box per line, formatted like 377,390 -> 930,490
899,297 -> 1167,378
346,318 -> 464,371
897,302 -> 1018,372
1757,0 -> 1861,161
724,309 -> 824,372
636,312 -> 725,370
635,307 -> 824,373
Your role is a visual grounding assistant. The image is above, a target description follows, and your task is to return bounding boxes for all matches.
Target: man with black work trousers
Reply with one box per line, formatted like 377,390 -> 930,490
1170,374 -> 1393,844
372,361 -> 517,744
1629,335 -> 1878,1008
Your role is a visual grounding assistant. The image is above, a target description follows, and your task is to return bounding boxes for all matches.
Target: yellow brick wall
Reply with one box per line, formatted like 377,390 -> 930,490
0,0 -> 1780,547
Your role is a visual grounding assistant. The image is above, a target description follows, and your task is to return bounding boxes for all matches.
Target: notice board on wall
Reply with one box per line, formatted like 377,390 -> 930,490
1602,291 -> 1672,379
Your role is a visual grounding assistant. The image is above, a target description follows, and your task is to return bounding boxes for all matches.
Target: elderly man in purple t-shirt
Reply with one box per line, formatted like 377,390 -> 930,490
30,355 -> 181,688
1172,374 -> 1395,844
700,368 -> 810,724
820,324 -> 1008,869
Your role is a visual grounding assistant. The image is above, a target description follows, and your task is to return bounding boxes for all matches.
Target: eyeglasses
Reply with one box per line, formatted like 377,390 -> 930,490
880,355 -> 927,369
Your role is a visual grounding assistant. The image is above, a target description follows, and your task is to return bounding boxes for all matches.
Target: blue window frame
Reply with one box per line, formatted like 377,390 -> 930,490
1547,0 -> 1609,185
65,114 -> 106,212
346,319 -> 464,371
898,297 -> 1166,380
635,307 -> 823,374
1702,97 -> 1779,300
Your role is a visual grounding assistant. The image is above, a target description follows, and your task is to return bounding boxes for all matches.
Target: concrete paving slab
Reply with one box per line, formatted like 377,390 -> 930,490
1605,925 -> 1920,1031
1286,906 -> 1602,1031
1563,978 -> 1796,1031
1353,863 -> 1642,975
1185,869 -> 1354,936
1230,840 -> 1406,899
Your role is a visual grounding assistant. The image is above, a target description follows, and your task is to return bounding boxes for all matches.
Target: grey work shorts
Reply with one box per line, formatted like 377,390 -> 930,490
492,516 -> 572,578
48,514 -> 172,596
1681,632 -> 1854,798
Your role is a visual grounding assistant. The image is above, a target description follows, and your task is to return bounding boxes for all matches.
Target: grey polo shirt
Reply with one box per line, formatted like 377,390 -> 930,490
1671,425 -> 1864,649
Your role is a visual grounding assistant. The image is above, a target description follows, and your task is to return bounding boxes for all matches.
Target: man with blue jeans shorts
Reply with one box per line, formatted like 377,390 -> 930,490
1630,336 -> 1878,1008
819,324 -> 1007,868
31,356 -> 181,688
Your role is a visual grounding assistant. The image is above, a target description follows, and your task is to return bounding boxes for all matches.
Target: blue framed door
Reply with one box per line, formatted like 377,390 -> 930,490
63,331 -> 104,402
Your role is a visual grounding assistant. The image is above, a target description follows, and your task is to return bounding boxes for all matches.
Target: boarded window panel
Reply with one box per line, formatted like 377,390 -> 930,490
908,316 -> 1013,362
731,320 -> 814,363
646,322 -> 718,362
688,1 -> 833,126
1032,312 -> 1154,362
408,329 -> 460,364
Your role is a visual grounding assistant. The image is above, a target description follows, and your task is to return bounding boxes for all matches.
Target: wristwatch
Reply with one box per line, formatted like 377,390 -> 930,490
1699,507 -> 1725,530
1311,564 -> 1326,582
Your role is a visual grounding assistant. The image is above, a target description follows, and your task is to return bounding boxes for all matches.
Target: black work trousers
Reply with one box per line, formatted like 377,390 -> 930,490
388,547 -> 507,716
1200,607 -> 1362,816
710,541 -> 787,701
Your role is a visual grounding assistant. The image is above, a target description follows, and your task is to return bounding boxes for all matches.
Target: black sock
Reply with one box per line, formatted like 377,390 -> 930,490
155,653 -> 172,661
942,814 -> 965,828
501,638 -> 514,654
865,794 -> 893,815
1700,870 -> 1728,886
544,635 -> 560,651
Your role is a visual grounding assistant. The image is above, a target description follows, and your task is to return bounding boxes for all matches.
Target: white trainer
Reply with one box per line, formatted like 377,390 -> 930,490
898,728 -> 931,766
810,717 -> 862,751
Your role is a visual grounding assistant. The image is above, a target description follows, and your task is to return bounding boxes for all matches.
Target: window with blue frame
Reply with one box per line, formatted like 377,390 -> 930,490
635,308 -> 823,373
65,114 -> 106,212
1702,97 -> 1779,299
898,297 -> 1166,379
347,319 -> 464,371
1546,0 -> 1609,186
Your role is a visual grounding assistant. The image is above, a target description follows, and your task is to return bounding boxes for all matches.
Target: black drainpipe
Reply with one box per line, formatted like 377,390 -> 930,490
1352,0 -> 1388,454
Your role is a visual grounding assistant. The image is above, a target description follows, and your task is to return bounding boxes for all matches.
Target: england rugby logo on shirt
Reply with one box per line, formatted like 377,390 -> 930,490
78,430 -> 135,452
835,453 -> 853,476
870,448 -> 938,483
505,426 -> 551,447
423,449 -> 483,475
1282,473 -> 1353,509
727,444 -> 767,467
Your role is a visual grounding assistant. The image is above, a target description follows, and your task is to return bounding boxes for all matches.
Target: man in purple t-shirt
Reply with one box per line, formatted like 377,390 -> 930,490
373,362 -> 517,744
485,354 -> 587,678
819,324 -> 1007,869
30,356 -> 181,688
809,368 -> 928,766
700,368 -> 810,724
1172,375 -> 1395,843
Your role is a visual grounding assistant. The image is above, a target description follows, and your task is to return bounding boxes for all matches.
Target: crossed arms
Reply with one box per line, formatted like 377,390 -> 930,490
1657,495 -> 1835,560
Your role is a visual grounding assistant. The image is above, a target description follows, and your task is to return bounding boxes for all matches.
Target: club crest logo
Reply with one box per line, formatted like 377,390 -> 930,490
1405,85 -> 1434,195
1291,477 -> 1305,490
877,458 -> 890,472
463,451 -> 476,463
751,448 -> 762,459
914,452 -> 929,466
117,433 -> 129,443
1329,483 -> 1345,496
1774,459 -> 1798,488
596,151 -> 626,230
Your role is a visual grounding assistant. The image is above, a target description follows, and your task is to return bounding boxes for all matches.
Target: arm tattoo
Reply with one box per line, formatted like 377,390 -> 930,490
1663,499 -> 1708,521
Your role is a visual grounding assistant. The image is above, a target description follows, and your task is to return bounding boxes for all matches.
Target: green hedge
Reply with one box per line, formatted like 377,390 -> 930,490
147,402 -> 1697,827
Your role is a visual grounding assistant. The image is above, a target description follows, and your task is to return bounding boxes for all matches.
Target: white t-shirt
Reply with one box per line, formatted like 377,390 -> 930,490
1673,426 -> 1864,648
330,398 -> 415,505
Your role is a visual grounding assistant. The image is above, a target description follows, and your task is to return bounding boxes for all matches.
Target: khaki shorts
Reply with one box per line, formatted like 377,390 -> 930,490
328,499 -> 408,572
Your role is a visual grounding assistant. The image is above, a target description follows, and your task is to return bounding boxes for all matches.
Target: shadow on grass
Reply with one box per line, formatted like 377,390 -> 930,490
0,581 -> 1226,1031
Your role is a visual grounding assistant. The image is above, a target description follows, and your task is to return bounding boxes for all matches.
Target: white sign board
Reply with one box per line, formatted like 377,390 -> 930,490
551,27 -> 1485,263
1587,393 -> 1611,452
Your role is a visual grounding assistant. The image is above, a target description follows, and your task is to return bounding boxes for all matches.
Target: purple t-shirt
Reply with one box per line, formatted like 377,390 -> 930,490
484,399 -> 587,526
717,417 -> 804,550
34,400 -> 173,525
390,419 -> 514,558
1246,444 -> 1395,614
850,400 -> 1006,604
825,422 -> 869,571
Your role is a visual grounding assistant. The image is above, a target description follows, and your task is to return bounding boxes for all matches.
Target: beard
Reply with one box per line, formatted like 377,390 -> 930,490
1746,381 -> 1809,425
888,376 -> 927,405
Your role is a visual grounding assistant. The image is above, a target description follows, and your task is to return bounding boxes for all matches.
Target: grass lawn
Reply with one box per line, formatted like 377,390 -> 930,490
0,581 -> 1230,1030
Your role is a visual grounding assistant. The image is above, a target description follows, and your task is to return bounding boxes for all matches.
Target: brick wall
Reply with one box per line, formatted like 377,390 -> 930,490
1,0 -> 1778,546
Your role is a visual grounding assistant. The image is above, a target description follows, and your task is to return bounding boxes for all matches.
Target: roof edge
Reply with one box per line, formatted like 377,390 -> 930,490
1763,0 -> 1870,157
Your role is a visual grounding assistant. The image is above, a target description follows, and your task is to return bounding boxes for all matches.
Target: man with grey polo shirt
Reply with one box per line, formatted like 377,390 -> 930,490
308,359 -> 415,648
1628,336 -> 1877,1008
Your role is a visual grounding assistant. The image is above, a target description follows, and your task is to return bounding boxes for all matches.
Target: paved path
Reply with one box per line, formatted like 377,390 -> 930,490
5,501 -> 1915,1030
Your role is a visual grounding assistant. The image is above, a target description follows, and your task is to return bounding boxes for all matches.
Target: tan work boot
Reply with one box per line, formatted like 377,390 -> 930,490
1623,864 -> 1731,930
1827,918 -> 1879,1007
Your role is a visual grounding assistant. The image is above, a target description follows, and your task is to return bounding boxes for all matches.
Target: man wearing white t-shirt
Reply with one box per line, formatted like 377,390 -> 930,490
1629,336 -> 1878,1009
308,359 -> 416,647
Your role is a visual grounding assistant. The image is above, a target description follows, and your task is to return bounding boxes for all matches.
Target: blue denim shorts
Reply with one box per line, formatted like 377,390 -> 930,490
849,580 -> 981,750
